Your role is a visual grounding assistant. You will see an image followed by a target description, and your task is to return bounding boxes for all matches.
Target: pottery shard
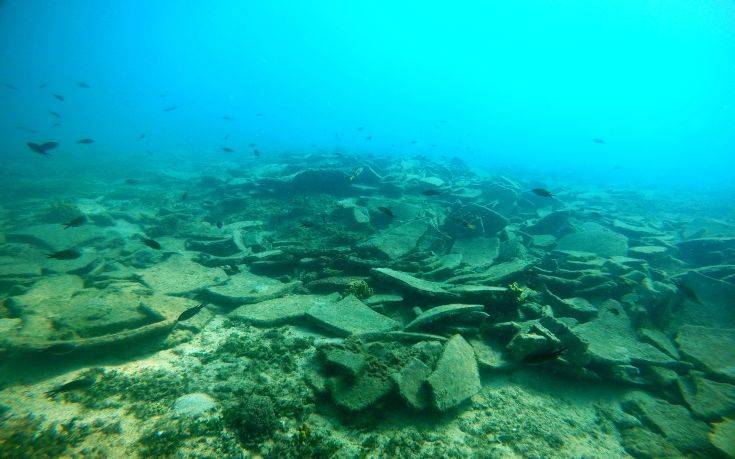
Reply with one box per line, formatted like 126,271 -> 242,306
427,334 -> 481,411
358,220 -> 431,260
556,226 -> 628,258
392,357 -> 432,410
138,255 -> 227,296
229,295 -> 327,326
203,270 -> 301,306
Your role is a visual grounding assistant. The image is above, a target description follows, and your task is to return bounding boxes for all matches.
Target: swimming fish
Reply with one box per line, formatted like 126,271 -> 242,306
221,115 -> 233,121
49,110 -> 62,118
177,303 -> 207,322
3,83 -> 19,91
53,94 -> 64,101
138,133 -> 146,139
125,178 -> 140,185
27,141 -> 58,155
181,191 -> 189,201
45,375 -> 96,397
63,215 -> 87,229
163,105 -> 177,112
76,138 -> 94,144
531,188 -> 554,198
377,206 -> 394,218
521,347 -> 567,365
76,81 -> 90,88
46,249 -> 82,260
593,138 -> 606,144
301,220 -> 315,228
421,189 -> 441,196
141,237 -> 162,250
216,221 -> 223,229
222,147 -> 234,153
253,148 -> 261,157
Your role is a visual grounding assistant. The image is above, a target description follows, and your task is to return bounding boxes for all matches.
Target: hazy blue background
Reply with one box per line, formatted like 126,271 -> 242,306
1,0 -> 734,188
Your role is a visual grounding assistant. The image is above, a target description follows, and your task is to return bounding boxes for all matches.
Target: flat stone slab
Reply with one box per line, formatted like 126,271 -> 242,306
372,267 -> 455,300
446,285 -> 510,304
392,357 -> 432,410
450,237 -> 499,268
448,259 -> 532,285
229,295 -> 327,326
405,304 -> 484,331
710,418 -> 735,458
556,225 -> 628,258
676,325 -> 735,382
7,224 -> 107,251
358,220 -> 431,260
172,393 -> 217,418
427,334 -> 481,411
574,300 -> 676,369
674,271 -> 735,328
138,255 -> 227,295
621,391 -> 711,454
677,374 -> 735,421
204,271 -> 301,306
307,294 -> 399,337
330,372 -> 393,412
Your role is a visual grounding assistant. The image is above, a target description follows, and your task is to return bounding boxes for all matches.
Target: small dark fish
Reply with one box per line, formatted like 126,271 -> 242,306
46,249 -> 81,260
216,221 -> 223,229
141,237 -> 161,250
76,81 -> 90,88
410,140 -> 417,144
593,138 -> 606,144
531,188 -> 554,198
221,115 -> 233,120
521,347 -> 567,365
377,206 -> 394,218
222,147 -> 234,153
365,136 -> 372,141
27,141 -> 59,155
163,105 -> 177,112
253,148 -> 260,157
76,138 -> 94,144
63,215 -> 87,229
181,191 -> 189,201
138,132 -> 146,139
124,178 -> 140,185
300,220 -> 315,228
248,142 -> 257,148
177,303 -> 206,322
255,112 -> 263,117
45,375 -> 96,397
49,110 -> 61,118
422,189 -> 441,196
3,83 -> 19,91
53,94 -> 64,101
38,83 -> 47,89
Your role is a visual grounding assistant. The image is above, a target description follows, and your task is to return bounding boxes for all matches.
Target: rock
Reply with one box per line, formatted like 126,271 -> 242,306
289,169 -> 351,193
364,294 -> 403,307
447,259 -> 532,285
427,335 -> 481,411
446,285 -> 510,304
185,236 -> 241,257
423,253 -> 463,278
372,267 -> 456,300
392,357 -> 432,410
404,303 -> 484,332
611,219 -> 662,238
677,373 -> 735,421
556,224 -> 628,258
677,237 -> 735,266
306,276 -> 370,294
203,271 -> 301,306
620,426 -> 682,459
638,328 -> 680,359
330,372 -> 393,412
138,255 -> 227,296
229,295 -> 328,326
321,348 -> 366,378
7,224 -> 107,251
307,294 -> 399,337
526,210 -> 571,236
358,220 -> 433,260
672,270 -> 735,328
541,285 -> 597,322
621,391 -> 711,454
450,237 -> 499,268
676,325 -> 735,382
139,294 -> 200,322
468,338 -> 510,370
506,332 -> 557,361
574,300 -> 677,371
628,246 -> 669,261
172,393 -> 217,418
710,418 -> 735,458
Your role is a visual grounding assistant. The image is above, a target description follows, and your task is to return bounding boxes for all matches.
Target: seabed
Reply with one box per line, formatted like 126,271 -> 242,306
0,152 -> 734,458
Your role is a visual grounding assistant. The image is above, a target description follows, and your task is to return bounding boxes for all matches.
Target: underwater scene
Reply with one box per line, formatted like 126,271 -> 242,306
1,1 -> 735,458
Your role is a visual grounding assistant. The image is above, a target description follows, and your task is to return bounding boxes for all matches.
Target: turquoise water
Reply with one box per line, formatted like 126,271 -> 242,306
1,2 -> 735,458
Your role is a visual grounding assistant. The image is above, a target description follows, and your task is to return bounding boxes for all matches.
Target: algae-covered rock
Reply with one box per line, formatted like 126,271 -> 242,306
330,372 -> 393,412
450,237 -> 499,268
7,224 -> 107,251
229,295 -> 327,326
320,348 -> 366,378
392,357 -> 432,410
677,373 -> 735,421
404,303 -> 484,332
204,270 -> 300,306
710,418 -> 735,458
307,294 -> 399,337
427,334 -> 480,411
372,267 -> 455,300
676,325 -> 735,382
556,225 -> 628,258
358,220 -> 433,260
172,393 -> 217,418
139,255 -> 227,295
621,391 -> 711,454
